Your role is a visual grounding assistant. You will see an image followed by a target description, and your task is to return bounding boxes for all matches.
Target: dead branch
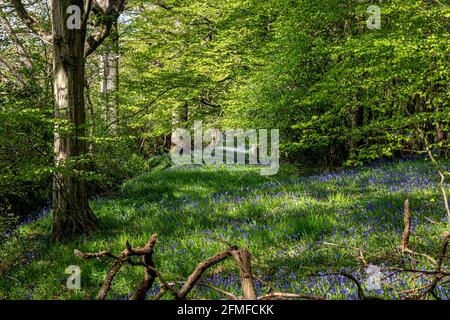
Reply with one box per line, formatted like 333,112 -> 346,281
401,247 -> 437,265
147,266 -> 179,299
74,249 -> 118,260
74,230 -> 448,301
129,236 -> 158,300
97,256 -> 126,299
195,283 -> 239,300
154,286 -> 168,300
178,246 -> 237,299
426,147 -> 450,222
421,231 -> 450,299
258,292 -> 326,300
231,249 -> 257,300
340,272 -> 366,300
75,233 -> 158,300
402,199 -> 411,254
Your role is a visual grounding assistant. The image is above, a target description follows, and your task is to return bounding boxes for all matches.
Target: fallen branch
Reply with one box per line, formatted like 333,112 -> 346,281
130,235 -> 159,300
231,249 -> 257,300
75,234 -> 158,300
402,199 -> 411,254
195,283 -> 239,300
258,292 -> 326,300
74,250 -> 119,260
147,266 -> 179,299
178,246 -> 237,299
420,231 -> 450,299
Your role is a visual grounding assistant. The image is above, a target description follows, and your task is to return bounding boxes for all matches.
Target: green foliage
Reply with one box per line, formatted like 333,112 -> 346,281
221,0 -> 450,166
1,0 -> 450,300
0,81 -> 53,222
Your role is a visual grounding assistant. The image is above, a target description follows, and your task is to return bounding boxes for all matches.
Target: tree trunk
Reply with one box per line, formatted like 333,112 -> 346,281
51,0 -> 97,240
98,2 -> 119,135
100,40 -> 119,133
348,104 -> 363,160
170,102 -> 188,154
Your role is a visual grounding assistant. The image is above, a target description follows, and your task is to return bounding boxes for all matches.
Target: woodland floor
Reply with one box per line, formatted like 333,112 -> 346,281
0,158 -> 449,300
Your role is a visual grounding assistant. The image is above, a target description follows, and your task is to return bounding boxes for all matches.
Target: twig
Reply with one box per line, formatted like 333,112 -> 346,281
196,283 -> 239,300
340,272 -> 366,300
402,248 -> 437,265
258,292 -> 326,300
148,266 -> 180,299
74,249 -> 119,260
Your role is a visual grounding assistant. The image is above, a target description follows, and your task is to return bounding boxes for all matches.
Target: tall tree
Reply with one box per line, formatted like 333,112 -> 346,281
98,0 -> 119,134
10,0 -> 127,240
99,22 -> 119,134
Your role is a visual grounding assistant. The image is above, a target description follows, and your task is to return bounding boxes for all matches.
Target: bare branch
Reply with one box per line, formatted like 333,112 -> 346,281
84,0 -> 127,58
178,246 -> 237,299
402,199 -> 411,254
231,249 -> 257,300
9,0 -> 51,44
259,292 -> 326,300
74,249 -> 119,260
422,231 -> 450,299
195,283 -> 239,300
75,233 -> 158,300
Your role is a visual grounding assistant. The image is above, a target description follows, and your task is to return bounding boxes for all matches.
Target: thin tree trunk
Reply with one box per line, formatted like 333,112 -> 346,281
99,20 -> 119,134
434,97 -> 446,155
348,104 -> 363,159
170,102 -> 188,154
51,0 -> 97,240
85,81 -> 96,157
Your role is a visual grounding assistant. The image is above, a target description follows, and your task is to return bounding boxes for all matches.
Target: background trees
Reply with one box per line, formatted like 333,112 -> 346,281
0,0 -> 449,237
222,0 -> 450,167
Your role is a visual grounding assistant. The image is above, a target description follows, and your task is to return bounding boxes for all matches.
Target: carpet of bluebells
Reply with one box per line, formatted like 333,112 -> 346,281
0,157 -> 449,300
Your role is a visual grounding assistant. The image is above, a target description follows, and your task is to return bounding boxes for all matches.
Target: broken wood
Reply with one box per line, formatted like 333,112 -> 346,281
178,246 -> 237,299
75,234 -> 328,300
402,199 -> 411,254
75,233 -> 158,300
258,292 -> 326,300
231,249 -> 257,300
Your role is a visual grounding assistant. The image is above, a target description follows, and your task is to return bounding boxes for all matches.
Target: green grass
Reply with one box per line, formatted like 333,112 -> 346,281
0,159 -> 449,300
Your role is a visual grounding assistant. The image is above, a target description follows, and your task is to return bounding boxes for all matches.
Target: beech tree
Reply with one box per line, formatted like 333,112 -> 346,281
9,0 -> 127,240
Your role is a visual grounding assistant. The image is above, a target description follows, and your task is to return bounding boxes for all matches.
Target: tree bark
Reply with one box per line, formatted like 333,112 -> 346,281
99,21 -> 119,134
231,249 -> 257,300
51,0 -> 97,240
